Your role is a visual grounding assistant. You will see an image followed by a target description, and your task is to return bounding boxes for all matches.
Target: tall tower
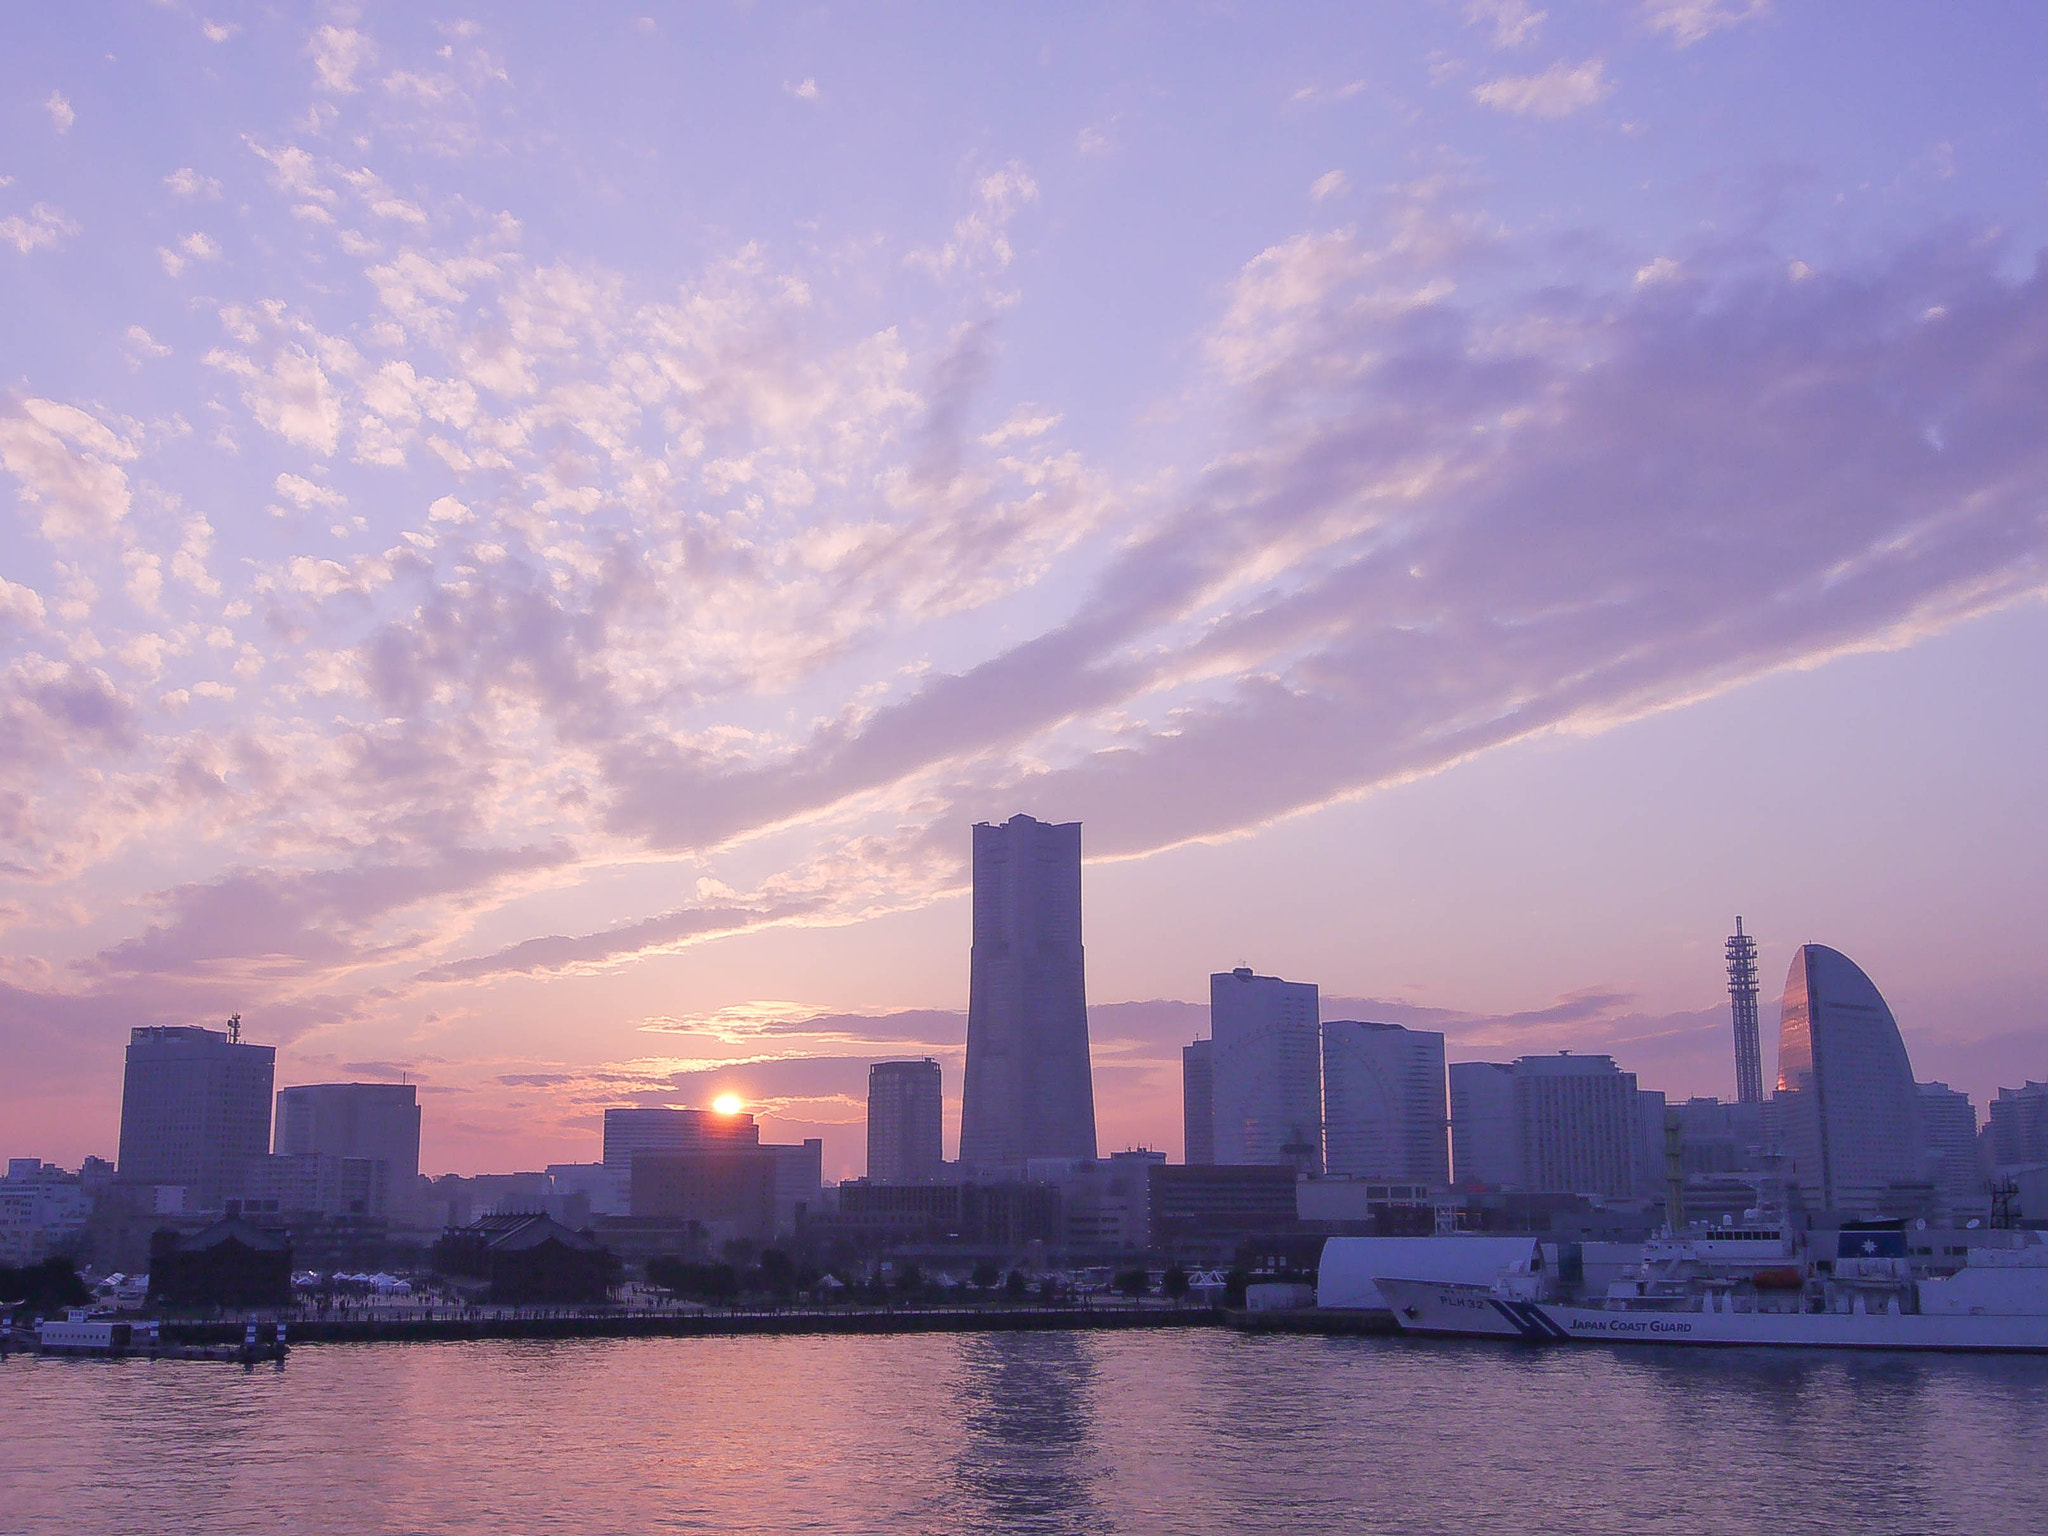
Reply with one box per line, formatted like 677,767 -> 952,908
958,814 -> 1098,1172
1726,917 -> 1764,1106
1209,967 -> 1322,1175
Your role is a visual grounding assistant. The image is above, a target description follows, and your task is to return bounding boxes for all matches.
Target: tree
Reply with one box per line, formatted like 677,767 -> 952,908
1223,1268 -> 1250,1308
0,1257 -> 90,1316
894,1262 -> 923,1297
1004,1268 -> 1028,1300
971,1262 -> 1001,1292
1161,1263 -> 1190,1301
1114,1267 -> 1149,1299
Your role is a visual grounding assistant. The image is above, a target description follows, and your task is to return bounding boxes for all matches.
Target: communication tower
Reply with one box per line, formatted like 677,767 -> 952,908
1725,918 -> 1763,1105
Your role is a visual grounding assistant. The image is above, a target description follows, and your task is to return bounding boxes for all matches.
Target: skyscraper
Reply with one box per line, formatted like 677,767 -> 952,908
1182,1038 -> 1215,1165
274,1082 -> 422,1183
1774,944 -> 1925,1216
1321,1021 -> 1449,1185
1512,1053 -> 1640,1199
1917,1081 -> 1985,1215
1209,968 -> 1322,1174
1726,916 -> 1764,1105
958,814 -> 1097,1172
117,1023 -> 275,1208
867,1059 -> 945,1183
1449,1061 -> 1519,1188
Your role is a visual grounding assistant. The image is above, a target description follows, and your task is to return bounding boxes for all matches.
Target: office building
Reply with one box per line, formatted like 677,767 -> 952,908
958,814 -> 1098,1171
602,1106 -> 759,1175
1210,968 -> 1322,1174
117,1023 -> 275,1209
1917,1081 -> 1985,1215
1773,944 -> 1925,1215
1321,1021 -> 1448,1185
1182,1039 -> 1215,1164
1669,1096 -> 1769,1177
274,1083 -> 422,1182
1512,1053 -> 1641,1200
1449,1061 -> 1520,1188
867,1059 -> 944,1183
1988,1081 -> 2048,1170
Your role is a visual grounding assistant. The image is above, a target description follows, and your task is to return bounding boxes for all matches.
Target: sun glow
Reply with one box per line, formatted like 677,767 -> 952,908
712,1094 -> 743,1115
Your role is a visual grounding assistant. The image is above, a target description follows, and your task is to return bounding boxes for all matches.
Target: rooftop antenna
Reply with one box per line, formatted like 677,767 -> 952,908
226,1011 -> 242,1045
1725,918 -> 1762,1106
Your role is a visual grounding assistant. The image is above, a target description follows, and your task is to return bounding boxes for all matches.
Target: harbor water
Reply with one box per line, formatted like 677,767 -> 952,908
3,1330 -> 2045,1534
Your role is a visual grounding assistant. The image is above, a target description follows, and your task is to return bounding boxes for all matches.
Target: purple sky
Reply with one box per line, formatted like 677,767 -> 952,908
4,3 -> 2047,1180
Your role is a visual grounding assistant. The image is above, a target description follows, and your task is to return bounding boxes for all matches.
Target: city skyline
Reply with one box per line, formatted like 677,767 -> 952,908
5,6 -> 2048,1182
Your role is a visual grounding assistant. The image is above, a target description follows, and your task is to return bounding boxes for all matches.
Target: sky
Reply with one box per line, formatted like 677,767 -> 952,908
4,1 -> 2048,1182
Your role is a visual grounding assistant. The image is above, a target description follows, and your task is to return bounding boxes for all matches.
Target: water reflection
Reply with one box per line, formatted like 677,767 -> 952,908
947,1333 -> 1108,1533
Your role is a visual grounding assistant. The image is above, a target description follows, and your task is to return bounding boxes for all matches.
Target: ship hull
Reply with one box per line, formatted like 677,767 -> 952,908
1374,1279 -> 2048,1352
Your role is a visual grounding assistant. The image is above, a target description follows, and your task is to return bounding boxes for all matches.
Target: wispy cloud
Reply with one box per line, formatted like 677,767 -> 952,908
1473,58 -> 1611,117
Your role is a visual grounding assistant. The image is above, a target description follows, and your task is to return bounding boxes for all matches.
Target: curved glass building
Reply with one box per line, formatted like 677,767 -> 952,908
1774,944 -> 1925,1216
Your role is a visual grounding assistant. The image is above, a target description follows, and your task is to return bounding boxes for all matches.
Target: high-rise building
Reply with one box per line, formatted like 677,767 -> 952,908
1449,1061 -> 1519,1188
1726,917 -> 1764,1105
274,1083 -> 422,1182
1773,944 -> 1925,1216
1209,968 -> 1322,1174
1988,1081 -> 2048,1170
117,1023 -> 275,1208
1512,1053 -> 1641,1199
1321,1021 -> 1448,1185
602,1106 -> 759,1175
1917,1081 -> 1985,1214
867,1059 -> 944,1183
1182,1039 -> 1215,1165
958,814 -> 1097,1172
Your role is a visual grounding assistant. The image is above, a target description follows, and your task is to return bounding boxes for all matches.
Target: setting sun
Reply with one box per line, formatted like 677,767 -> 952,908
712,1094 -> 743,1115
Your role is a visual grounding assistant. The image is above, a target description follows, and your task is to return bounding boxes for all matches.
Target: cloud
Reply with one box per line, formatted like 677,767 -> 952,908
1466,0 -> 1546,50
783,77 -> 819,101
909,163 -> 1039,277
45,92 -> 74,132
1473,58 -> 1611,117
1642,0 -> 1771,48
1310,170 -> 1348,202
1,203 -> 80,255
0,397 -> 135,539
166,167 -> 223,199
310,25 -> 373,94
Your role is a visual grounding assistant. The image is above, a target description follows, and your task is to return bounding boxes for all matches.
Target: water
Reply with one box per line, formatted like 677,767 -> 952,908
4,1332 -> 2046,1535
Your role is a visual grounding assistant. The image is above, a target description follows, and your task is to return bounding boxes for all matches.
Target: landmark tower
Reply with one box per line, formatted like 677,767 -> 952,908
958,814 -> 1097,1172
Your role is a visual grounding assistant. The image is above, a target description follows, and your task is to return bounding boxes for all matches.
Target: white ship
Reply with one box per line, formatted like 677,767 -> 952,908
1367,1228 -> 2048,1352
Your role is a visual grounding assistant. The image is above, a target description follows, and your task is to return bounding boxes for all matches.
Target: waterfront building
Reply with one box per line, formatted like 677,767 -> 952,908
148,1217 -> 292,1309
1512,1053 -> 1641,1200
431,1213 -> 619,1305
1039,1149 -> 1165,1252
237,1152 -> 388,1222
545,1163 -> 629,1224
1988,1081 -> 2048,1170
1321,1021 -> 1448,1185
117,1023 -> 275,1209
867,1059 -> 945,1183
1449,1061 -> 1520,1188
1182,1038 -> 1215,1164
1773,944 -> 1925,1216
1210,968 -> 1322,1174
1918,1081 -> 1987,1216
958,814 -> 1098,1172
602,1106 -> 760,1176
